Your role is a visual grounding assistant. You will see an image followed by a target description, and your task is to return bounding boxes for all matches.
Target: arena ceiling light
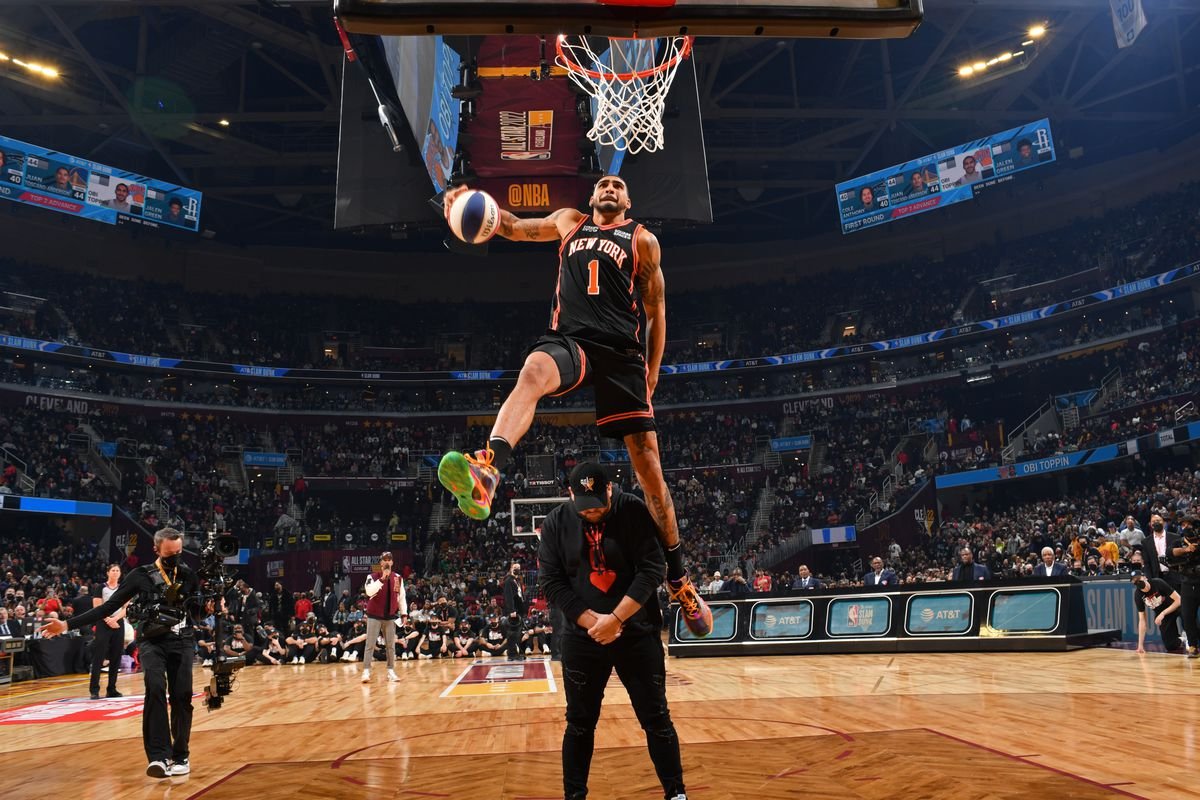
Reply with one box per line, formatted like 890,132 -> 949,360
1,48 -> 60,79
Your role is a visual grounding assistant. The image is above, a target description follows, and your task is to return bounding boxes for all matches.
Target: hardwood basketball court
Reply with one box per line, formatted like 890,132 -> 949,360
2,646 -> 1197,799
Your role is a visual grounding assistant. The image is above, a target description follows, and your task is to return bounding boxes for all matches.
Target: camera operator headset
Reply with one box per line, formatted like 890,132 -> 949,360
40,527 -> 203,779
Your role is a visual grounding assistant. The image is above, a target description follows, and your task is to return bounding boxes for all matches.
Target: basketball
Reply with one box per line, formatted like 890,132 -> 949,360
447,189 -> 501,244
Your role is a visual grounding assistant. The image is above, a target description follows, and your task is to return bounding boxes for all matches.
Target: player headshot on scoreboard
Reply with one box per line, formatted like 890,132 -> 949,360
859,185 -> 877,212
908,170 -> 927,197
0,151 -> 16,184
1013,138 -> 1035,169
104,183 -> 133,213
51,166 -> 72,194
954,155 -> 983,187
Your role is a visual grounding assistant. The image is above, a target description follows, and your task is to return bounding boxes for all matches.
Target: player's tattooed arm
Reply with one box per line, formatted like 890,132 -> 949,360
635,229 -> 666,399
496,207 -> 586,242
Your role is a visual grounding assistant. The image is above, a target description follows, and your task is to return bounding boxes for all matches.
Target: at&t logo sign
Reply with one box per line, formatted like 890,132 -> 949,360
920,607 -> 963,623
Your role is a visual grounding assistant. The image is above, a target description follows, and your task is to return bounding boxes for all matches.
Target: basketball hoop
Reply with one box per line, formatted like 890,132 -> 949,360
556,34 -> 693,155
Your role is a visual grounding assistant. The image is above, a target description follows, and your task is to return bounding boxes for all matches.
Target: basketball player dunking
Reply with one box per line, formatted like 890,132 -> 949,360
439,176 -> 712,637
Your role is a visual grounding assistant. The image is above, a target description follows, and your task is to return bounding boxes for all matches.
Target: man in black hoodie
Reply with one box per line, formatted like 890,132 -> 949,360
539,462 -> 687,800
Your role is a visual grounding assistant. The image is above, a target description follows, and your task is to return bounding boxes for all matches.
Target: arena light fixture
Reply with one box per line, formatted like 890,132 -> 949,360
1028,24 -> 1046,38
218,119 -> 230,127
972,61 -> 987,71
958,65 -> 974,77
1021,39 -> 1035,46
10,57 -> 59,79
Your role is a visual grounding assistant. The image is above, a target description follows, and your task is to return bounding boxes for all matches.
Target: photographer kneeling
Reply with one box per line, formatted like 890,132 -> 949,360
40,527 -> 200,779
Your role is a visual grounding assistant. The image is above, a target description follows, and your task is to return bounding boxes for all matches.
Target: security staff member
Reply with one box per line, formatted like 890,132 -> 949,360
539,463 -> 687,800
41,528 -> 200,779
503,561 -> 529,661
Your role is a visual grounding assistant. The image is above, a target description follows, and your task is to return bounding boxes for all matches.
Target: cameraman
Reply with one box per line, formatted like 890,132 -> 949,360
40,527 -> 199,779
1169,518 -> 1200,658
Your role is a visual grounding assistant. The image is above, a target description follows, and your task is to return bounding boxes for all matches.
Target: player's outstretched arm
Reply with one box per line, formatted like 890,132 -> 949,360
443,185 -> 583,242
635,228 -> 666,400
495,207 -> 586,242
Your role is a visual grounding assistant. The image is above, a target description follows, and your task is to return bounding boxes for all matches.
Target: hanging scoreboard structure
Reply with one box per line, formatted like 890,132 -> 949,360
836,118 -> 1056,234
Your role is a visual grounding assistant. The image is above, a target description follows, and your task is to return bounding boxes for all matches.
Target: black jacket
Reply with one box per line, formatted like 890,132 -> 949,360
537,489 -> 665,638
503,575 -> 529,617
951,563 -> 992,582
1143,531 -> 1182,585
67,563 -> 200,640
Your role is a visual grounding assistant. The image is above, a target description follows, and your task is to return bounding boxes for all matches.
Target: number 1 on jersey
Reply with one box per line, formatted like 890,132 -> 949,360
586,260 -> 600,295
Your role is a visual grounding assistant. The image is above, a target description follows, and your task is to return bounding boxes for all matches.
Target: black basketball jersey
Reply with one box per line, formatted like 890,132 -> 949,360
551,217 -> 645,351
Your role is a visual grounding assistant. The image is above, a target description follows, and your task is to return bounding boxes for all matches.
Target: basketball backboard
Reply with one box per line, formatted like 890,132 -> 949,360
510,497 -> 570,538
334,0 -> 924,39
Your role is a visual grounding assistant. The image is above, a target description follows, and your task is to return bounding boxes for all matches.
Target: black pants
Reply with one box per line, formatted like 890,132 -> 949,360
1180,576 -> 1200,649
89,624 -> 124,695
550,607 -> 565,659
287,643 -> 316,662
561,632 -> 683,800
1159,575 -> 1185,650
139,634 -> 194,764
506,617 -> 524,660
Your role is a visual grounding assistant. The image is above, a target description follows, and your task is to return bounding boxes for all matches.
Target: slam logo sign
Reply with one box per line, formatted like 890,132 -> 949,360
751,602 -> 812,639
829,598 -> 891,636
907,594 -> 972,635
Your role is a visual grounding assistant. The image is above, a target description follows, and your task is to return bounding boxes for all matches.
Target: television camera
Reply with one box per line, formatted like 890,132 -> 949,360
190,528 -> 244,710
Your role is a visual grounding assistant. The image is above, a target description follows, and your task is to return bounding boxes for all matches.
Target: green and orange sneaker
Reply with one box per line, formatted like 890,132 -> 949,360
438,448 -> 500,521
667,576 -> 712,638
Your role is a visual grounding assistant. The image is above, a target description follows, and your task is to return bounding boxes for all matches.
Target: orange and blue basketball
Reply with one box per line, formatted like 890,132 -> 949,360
447,189 -> 501,245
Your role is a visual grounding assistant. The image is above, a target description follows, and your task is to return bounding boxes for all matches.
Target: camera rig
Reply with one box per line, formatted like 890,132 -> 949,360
187,527 -> 244,711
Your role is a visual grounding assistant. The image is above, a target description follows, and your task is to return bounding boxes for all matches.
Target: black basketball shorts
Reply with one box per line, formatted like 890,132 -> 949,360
529,331 -> 656,439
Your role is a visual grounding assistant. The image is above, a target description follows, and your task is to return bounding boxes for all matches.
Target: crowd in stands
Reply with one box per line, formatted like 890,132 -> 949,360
3,184 -> 1198,379
0,408 -> 115,503
0,284 -> 1187,426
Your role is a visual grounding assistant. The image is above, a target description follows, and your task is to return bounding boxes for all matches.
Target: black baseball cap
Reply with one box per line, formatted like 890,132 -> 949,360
569,462 -> 610,512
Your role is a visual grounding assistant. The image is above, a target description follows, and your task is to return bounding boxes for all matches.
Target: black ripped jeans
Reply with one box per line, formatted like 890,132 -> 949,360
560,631 -> 684,800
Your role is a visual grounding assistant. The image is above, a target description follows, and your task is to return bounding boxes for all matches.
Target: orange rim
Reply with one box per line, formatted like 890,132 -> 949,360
556,35 -> 693,82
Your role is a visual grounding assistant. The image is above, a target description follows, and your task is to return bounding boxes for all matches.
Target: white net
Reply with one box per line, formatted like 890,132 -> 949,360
556,35 -> 693,155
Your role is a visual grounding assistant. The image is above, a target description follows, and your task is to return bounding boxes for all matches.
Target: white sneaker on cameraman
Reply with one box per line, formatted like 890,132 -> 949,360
299,657 -> 306,664
169,759 -> 190,776
387,669 -> 400,682
360,670 -> 371,683
201,659 -> 212,667
146,761 -> 169,779
542,644 -> 550,653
